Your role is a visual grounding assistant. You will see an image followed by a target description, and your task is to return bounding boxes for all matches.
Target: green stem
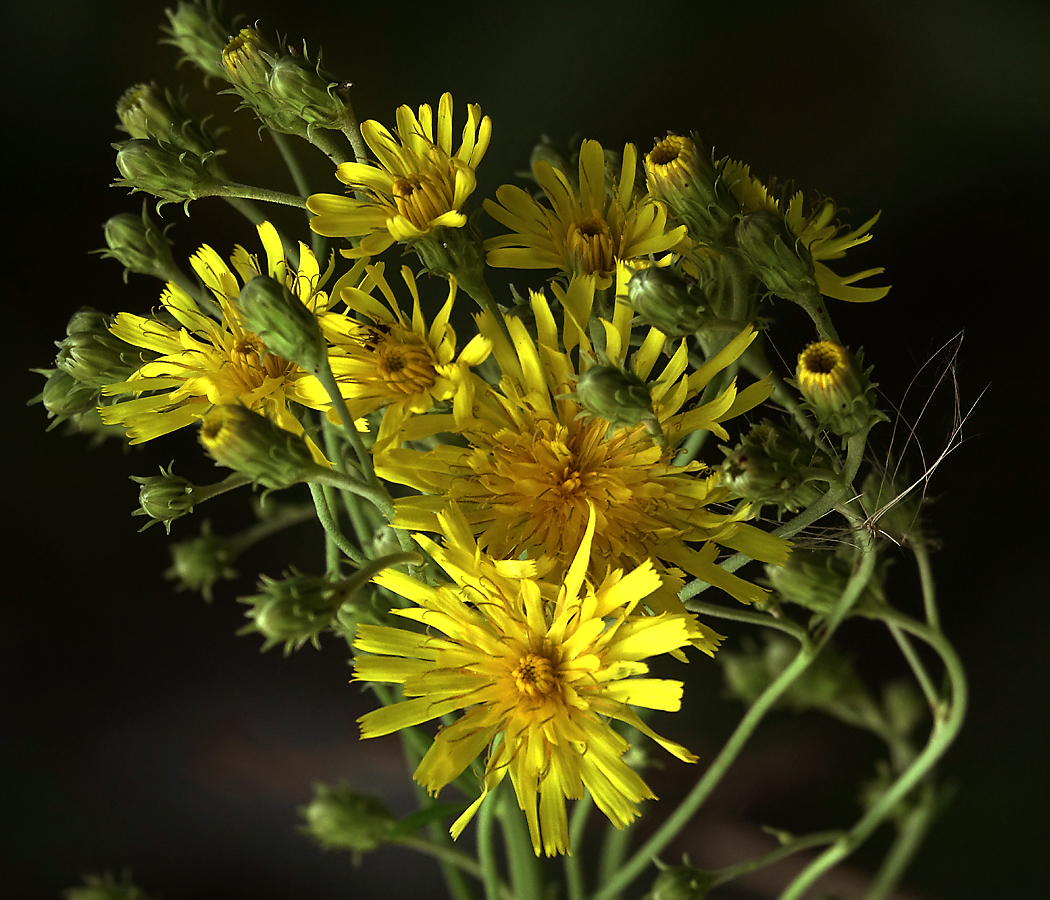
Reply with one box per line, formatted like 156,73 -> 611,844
308,128 -> 353,166
307,482 -> 365,564
269,129 -> 328,263
597,822 -> 632,900
776,612 -> 966,900
710,830 -> 845,887
887,622 -> 940,713
477,786 -> 503,900
863,783 -> 938,900
564,793 -> 594,900
312,356 -> 381,489
913,542 -> 941,630
214,182 -> 309,209
322,417 -> 371,552
496,794 -> 544,900
796,284 -> 841,344
190,472 -> 253,503
339,109 -> 369,163
597,528 -> 879,900
685,599 -> 808,642
396,834 -> 509,900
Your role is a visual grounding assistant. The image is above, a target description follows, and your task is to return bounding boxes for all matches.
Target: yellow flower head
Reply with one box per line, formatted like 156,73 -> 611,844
724,161 -> 890,302
354,505 -> 699,856
376,266 -> 789,628
295,261 -> 492,441
484,140 -> 688,290
307,92 -> 492,257
100,221 -> 353,451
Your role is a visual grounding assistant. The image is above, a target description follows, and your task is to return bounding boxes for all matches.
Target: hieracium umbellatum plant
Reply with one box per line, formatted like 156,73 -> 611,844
40,3 -> 969,897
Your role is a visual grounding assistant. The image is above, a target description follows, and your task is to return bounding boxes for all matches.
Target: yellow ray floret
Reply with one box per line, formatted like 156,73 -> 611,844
353,505 -> 700,856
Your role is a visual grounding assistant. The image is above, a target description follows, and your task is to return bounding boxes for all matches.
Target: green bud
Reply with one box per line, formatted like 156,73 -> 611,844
268,52 -> 353,132
116,83 -> 215,157
765,546 -> 888,620
239,569 -> 348,653
113,138 -> 222,208
625,266 -> 709,338
64,872 -> 158,900
860,466 -> 927,548
39,368 -> 99,422
735,208 -> 816,301
199,405 -> 320,489
130,463 -> 197,533
301,782 -> 396,855
163,0 -> 234,81
237,275 -> 326,373
574,363 -> 662,439
644,134 -> 738,245
528,135 -> 572,182
720,421 -> 835,515
647,863 -> 717,900
55,307 -> 150,389
165,523 -> 240,600
794,342 -> 887,440
99,206 -> 178,282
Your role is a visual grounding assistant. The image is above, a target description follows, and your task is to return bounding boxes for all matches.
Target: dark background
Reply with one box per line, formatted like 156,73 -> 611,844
6,0 -> 1048,898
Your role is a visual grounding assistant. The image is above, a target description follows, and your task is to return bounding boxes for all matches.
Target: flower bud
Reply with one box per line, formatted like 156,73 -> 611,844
720,421 -> 834,515
765,547 -> 887,620
644,134 -> 738,245
625,266 -> 709,338
39,368 -> 98,422
860,467 -> 928,548
163,0 -> 234,81
735,208 -> 816,301
268,53 -> 353,132
64,872 -> 157,900
165,524 -> 240,599
113,138 -> 222,207
116,83 -> 215,157
222,27 -> 274,92
574,363 -> 661,438
301,782 -> 396,855
237,275 -> 326,373
55,307 -> 150,389
794,342 -> 886,438
199,405 -> 319,489
130,463 -> 197,533
239,570 -> 347,653
646,863 -> 716,900
99,206 -> 178,283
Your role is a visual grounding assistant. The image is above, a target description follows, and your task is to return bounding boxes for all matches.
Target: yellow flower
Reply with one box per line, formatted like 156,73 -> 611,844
100,221 -> 358,452
306,92 -> 491,257
376,266 -> 789,628
484,139 -> 688,290
723,161 -> 889,302
295,261 -> 492,442
353,505 -> 699,856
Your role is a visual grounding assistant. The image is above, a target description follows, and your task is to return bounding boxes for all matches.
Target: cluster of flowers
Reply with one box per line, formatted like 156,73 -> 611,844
40,2 -> 900,865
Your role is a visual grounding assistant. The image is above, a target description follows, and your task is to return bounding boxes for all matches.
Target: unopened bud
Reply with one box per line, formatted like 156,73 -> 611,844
625,266 -> 709,338
99,207 -> 178,282
239,569 -> 348,653
64,872 -> 158,900
574,364 -> 661,438
199,405 -> 319,489
765,547 -> 887,619
268,53 -> 353,131
720,422 -> 834,514
130,463 -> 197,533
55,307 -> 150,388
163,0 -> 234,81
116,83 -> 215,157
647,863 -> 716,900
735,208 -> 816,301
795,342 -> 886,438
301,782 -> 396,855
165,524 -> 240,599
113,138 -> 222,207
237,275 -> 326,373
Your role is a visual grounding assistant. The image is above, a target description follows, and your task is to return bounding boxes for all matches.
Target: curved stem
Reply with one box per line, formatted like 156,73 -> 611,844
864,782 -> 939,900
307,482 -> 365,564
776,612 -> 966,900
214,182 -> 309,208
913,541 -> 941,630
710,830 -> 845,887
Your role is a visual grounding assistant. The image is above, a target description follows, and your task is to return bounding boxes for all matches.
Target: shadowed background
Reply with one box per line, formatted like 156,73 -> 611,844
6,0 -> 1049,897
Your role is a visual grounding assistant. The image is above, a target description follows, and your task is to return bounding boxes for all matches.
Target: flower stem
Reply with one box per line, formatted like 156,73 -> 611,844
710,829 -> 845,887
307,482 -> 365,564
214,182 -> 309,209
477,788 -> 503,900
564,792 -> 594,900
396,834 -> 510,900
496,794 -> 543,900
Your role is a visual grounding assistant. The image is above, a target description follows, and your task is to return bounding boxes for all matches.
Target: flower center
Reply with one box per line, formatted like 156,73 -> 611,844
392,171 -> 454,230
566,215 -> 616,276
512,652 -> 558,698
798,341 -> 847,388
228,335 -> 292,389
376,341 -> 437,395
648,135 -> 691,169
